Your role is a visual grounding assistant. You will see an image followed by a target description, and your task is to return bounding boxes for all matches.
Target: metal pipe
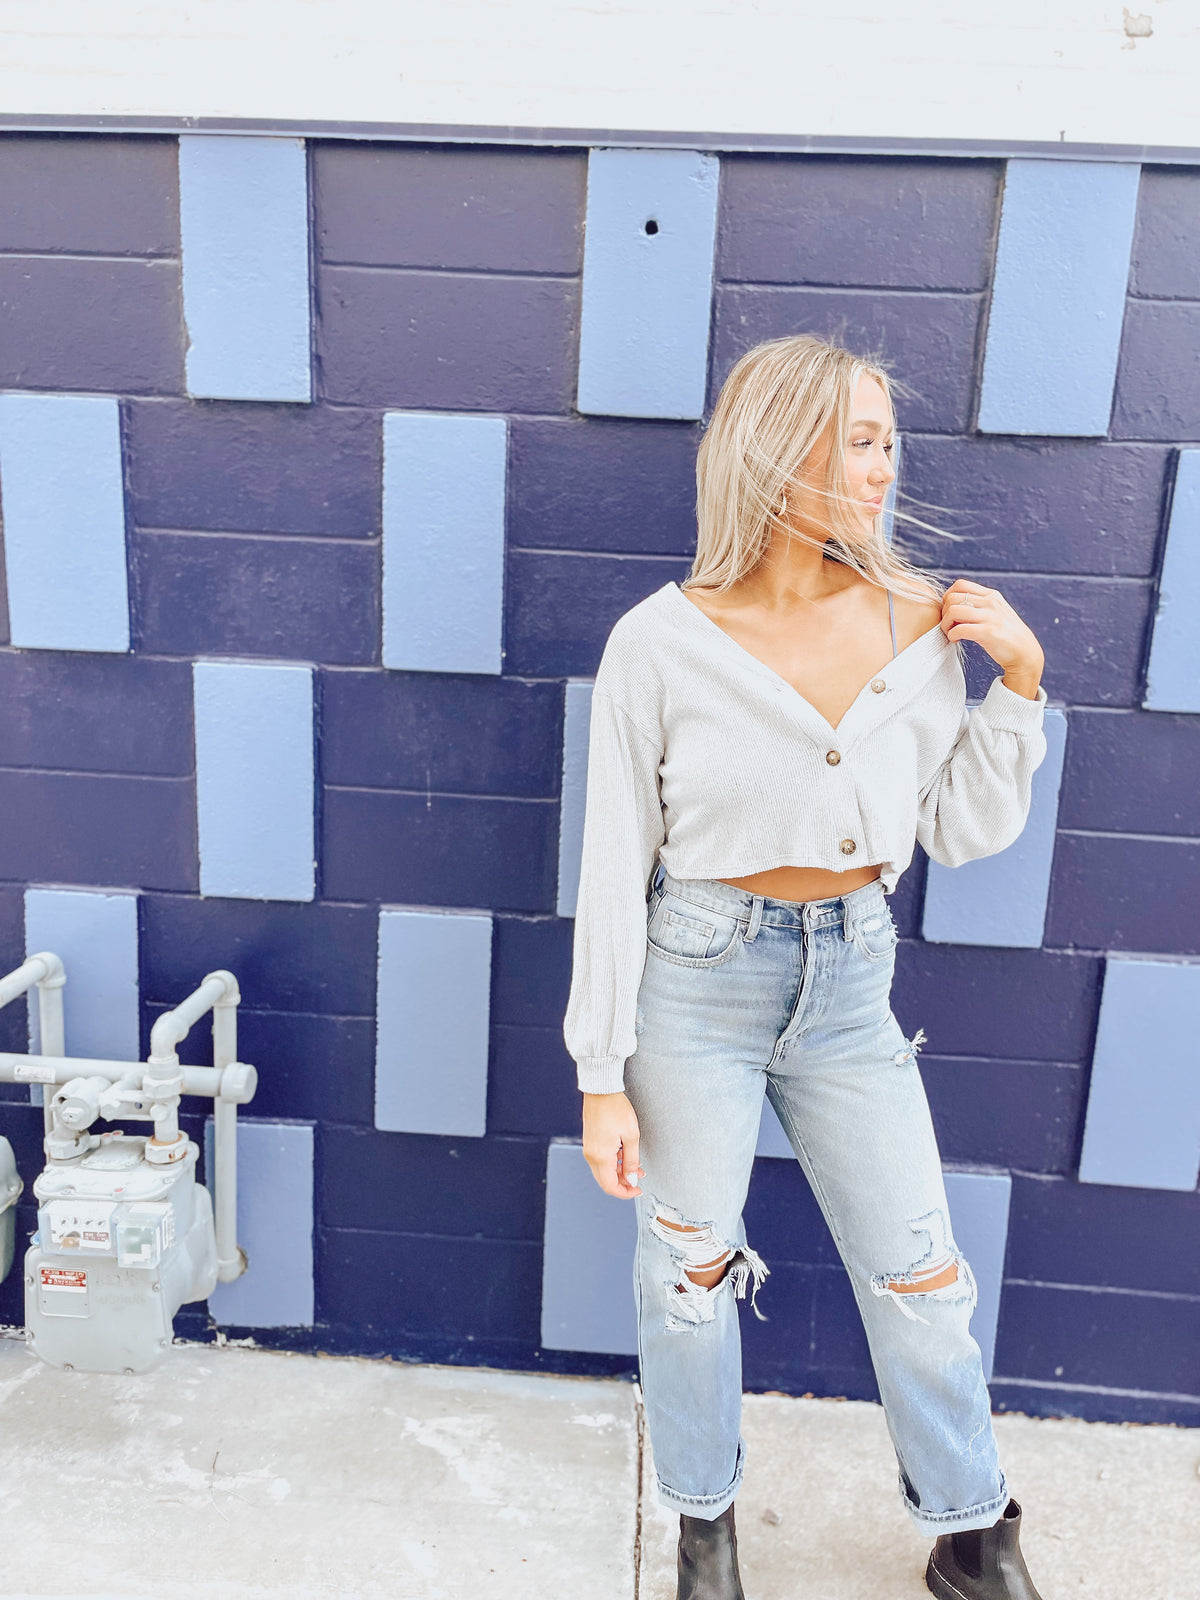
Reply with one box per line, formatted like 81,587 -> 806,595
0,954 -> 67,1138
0,1054 -> 257,1101
0,953 -> 63,1009
148,971 -> 238,1064
208,972 -> 245,1283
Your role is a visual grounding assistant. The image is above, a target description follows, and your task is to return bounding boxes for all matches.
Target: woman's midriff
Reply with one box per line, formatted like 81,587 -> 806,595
717,863 -> 883,903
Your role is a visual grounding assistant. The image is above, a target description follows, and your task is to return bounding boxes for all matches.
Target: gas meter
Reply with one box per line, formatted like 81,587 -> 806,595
0,955 -> 256,1373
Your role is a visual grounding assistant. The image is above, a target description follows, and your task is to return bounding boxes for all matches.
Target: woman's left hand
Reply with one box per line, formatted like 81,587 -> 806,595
939,578 -> 1044,700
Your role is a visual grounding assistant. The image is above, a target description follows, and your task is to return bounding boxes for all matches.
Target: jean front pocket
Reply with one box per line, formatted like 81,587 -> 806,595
852,907 -> 899,962
646,893 -> 745,968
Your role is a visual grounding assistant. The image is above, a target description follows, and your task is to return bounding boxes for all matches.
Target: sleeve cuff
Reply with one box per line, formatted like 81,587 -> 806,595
575,1055 -> 627,1095
976,675 -> 1048,734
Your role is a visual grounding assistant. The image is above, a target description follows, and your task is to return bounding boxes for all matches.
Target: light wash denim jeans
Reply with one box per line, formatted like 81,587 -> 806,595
624,865 -> 1009,1539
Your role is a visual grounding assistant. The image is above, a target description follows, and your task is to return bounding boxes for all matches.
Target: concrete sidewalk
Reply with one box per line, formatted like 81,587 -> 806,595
0,1334 -> 1196,1599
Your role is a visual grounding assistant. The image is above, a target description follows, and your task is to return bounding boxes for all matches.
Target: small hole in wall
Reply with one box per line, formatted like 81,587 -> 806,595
644,219 -> 659,235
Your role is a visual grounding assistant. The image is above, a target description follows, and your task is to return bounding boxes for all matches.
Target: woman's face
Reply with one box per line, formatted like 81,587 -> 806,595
790,373 -> 896,532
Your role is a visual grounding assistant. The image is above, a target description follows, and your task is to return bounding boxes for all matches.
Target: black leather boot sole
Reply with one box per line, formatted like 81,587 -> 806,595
925,1499 -> 1045,1600
678,1502 -> 746,1600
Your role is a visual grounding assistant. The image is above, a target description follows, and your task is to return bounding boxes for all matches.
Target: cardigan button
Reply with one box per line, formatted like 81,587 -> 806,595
839,838 -> 857,855
826,750 -> 841,766
870,678 -> 886,694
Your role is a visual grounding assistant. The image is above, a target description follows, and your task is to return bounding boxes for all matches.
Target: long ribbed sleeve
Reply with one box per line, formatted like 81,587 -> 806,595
563,689 -> 666,1095
916,675 -> 1048,868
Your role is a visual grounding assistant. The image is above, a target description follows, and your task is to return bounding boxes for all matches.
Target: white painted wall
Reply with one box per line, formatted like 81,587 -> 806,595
0,0 -> 1193,148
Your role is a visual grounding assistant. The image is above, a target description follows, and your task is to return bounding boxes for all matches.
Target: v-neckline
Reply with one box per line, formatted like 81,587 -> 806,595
665,581 -> 947,740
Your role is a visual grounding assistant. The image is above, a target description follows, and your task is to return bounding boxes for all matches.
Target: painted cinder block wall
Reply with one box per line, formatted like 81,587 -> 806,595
0,134 -> 1196,1427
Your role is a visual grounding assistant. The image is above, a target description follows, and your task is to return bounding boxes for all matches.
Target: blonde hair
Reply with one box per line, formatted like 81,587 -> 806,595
690,333 -> 950,601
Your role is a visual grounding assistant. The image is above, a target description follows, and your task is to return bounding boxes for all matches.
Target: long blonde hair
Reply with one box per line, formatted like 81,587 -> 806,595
690,333 -> 950,601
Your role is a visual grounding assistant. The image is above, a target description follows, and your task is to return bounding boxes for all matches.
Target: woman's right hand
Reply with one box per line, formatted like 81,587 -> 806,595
582,1092 -> 643,1198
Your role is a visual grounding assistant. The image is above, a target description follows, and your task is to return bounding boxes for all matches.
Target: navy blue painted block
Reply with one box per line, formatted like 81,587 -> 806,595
739,1261 -> 821,1376
893,944 -> 1101,1062
990,1380 -> 1200,1428
488,1023 -> 581,1138
1112,301 -> 1200,441
317,1228 -> 543,1343
314,143 -> 585,273
1059,710 -> 1200,836
134,531 -> 379,665
490,915 -> 573,1028
145,1002 -> 375,1126
920,1058 -> 1084,1175
993,1282 -> 1200,1398
887,848 -> 927,939
321,1127 -> 545,1240
710,286 -> 982,433
321,790 -> 557,911
140,895 -> 378,1016
504,551 -> 688,677
508,416 -> 701,556
1130,166 -> 1200,300
899,436 -> 1168,578
1045,833 -> 1200,956
317,266 -> 578,413
0,135 -> 179,256
126,400 -> 381,539
745,1154 -> 840,1268
0,771 -> 196,892
1006,1174 -> 1200,1297
0,651 -> 193,775
322,671 -> 560,796
0,256 -> 184,394
0,883 -> 26,1056
718,156 -> 1000,291
927,573 -> 1150,708
808,1264 -> 879,1399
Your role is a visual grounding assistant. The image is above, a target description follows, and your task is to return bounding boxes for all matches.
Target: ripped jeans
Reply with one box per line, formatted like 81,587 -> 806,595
624,866 -> 1008,1538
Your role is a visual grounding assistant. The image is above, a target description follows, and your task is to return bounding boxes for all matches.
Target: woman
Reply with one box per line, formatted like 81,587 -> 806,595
564,334 -> 1051,1600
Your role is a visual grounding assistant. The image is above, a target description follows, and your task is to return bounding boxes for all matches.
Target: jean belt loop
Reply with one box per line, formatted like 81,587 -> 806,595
744,892 -> 764,943
842,895 -> 854,942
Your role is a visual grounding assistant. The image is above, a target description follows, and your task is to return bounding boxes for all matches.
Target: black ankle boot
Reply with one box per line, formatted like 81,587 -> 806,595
678,1503 -> 746,1600
926,1499 -> 1045,1600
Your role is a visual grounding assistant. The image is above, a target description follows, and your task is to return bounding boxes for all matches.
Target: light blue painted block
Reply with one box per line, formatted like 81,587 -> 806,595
193,661 -> 315,902
0,393 -> 129,653
25,889 -> 139,1062
1145,450 -> 1200,713
1079,959 -> 1200,1192
375,908 -> 492,1138
541,1141 -> 638,1355
978,160 -> 1140,436
944,1170 -> 1012,1384
205,1118 -> 314,1328
382,412 -> 507,675
557,680 -> 594,919
922,707 -> 1067,948
880,432 -> 903,548
756,1097 -> 793,1160
179,135 -> 311,403
577,148 -> 719,420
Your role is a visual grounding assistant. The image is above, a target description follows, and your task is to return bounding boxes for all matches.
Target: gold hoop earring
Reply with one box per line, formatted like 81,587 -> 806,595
776,494 -> 788,520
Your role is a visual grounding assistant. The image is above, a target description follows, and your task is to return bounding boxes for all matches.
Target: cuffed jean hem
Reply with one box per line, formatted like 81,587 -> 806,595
656,1440 -> 746,1521
899,1472 -> 1010,1539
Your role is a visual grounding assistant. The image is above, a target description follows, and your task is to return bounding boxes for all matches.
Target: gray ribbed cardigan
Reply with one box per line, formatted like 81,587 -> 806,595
564,581 -> 1048,1095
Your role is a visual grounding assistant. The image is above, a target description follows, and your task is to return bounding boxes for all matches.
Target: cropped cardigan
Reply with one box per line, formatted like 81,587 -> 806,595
563,581 -> 1049,1095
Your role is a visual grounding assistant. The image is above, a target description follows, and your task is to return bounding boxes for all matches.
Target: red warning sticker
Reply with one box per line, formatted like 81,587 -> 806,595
40,1267 -> 87,1292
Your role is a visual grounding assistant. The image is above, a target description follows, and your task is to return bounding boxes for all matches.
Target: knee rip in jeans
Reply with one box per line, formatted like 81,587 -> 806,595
869,1206 -> 977,1325
648,1202 -> 770,1331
